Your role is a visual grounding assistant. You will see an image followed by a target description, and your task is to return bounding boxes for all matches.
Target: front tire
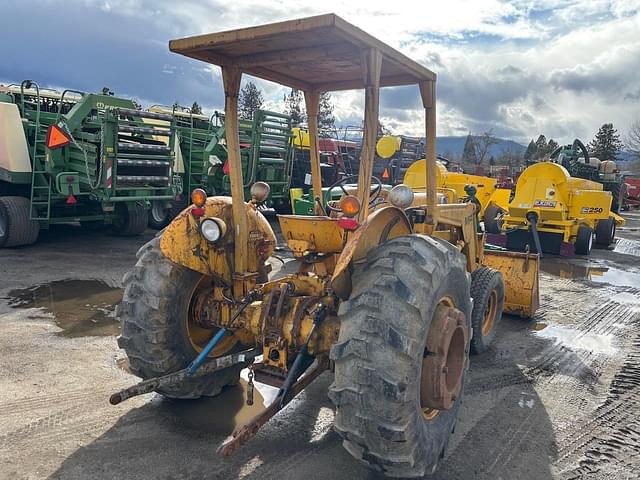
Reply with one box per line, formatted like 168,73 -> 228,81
575,225 -> 593,255
469,267 -> 504,354
117,236 -> 244,398
329,235 -> 471,477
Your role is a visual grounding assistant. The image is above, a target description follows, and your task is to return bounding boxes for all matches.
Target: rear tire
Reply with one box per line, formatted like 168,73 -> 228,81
117,236 -> 244,399
147,200 -> 171,230
469,267 -> 504,354
575,225 -> 593,255
112,203 -> 147,236
609,182 -> 626,214
0,196 -> 39,248
595,216 -> 616,246
483,204 -> 504,234
329,235 -> 471,477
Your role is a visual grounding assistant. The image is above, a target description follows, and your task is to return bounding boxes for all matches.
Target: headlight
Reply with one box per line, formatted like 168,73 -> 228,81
200,218 -> 226,243
389,184 -> 414,209
250,181 -> 271,203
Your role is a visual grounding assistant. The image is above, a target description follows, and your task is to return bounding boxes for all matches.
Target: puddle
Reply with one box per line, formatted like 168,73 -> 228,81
162,369 -> 279,435
534,324 -> 616,355
540,259 -> 640,288
6,280 -> 122,337
613,238 -> 640,257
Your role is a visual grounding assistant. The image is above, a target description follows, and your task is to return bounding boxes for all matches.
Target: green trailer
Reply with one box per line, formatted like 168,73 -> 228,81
146,107 -> 295,228
0,80 -> 180,247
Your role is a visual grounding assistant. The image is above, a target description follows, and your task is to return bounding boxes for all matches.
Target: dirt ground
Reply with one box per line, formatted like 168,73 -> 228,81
1,212 -> 640,480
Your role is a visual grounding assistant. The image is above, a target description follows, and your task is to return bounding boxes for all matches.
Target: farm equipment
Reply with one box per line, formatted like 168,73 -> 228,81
623,175 -> 640,210
113,14 -> 539,478
485,161 -> 625,256
550,138 -> 627,213
404,157 -> 512,220
375,134 -> 424,184
0,81 -> 180,247
145,106 -> 295,227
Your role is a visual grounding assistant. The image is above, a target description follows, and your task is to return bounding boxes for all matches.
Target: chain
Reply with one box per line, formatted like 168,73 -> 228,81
246,366 -> 255,406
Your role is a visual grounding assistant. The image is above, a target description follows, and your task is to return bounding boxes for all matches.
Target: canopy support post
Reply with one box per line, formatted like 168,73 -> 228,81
419,79 -> 438,225
304,91 -> 323,215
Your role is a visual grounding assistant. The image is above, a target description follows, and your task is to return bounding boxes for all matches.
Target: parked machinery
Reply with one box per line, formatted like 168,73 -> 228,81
113,15 -> 539,478
375,134 -> 424,184
550,138 -> 627,213
0,81 -> 180,247
485,161 -> 625,256
144,106 -> 296,227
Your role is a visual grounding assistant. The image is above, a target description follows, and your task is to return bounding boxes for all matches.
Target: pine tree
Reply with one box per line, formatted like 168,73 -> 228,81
462,133 -> 477,164
238,81 -> 264,120
283,89 -> 306,125
191,101 -> 202,115
534,135 -> 548,160
588,123 -> 624,161
524,139 -> 536,160
318,92 -> 335,131
547,139 -> 559,156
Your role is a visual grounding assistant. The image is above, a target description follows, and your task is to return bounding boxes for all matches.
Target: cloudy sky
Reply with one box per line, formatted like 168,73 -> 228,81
1,0 -> 639,144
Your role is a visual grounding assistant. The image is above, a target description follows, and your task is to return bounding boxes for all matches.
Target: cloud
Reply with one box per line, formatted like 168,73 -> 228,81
1,0 -> 639,144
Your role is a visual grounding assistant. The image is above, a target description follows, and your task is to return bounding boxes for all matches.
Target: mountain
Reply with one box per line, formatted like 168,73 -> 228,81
436,136 -> 526,159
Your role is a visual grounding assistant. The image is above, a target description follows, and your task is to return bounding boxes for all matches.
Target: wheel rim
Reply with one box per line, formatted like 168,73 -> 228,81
151,201 -> 167,223
185,276 -> 237,356
481,289 -> 498,337
420,297 -> 468,420
587,232 -> 593,252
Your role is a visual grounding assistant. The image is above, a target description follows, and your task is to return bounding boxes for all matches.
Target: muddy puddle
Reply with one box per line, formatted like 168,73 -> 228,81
540,259 -> 640,288
5,280 -> 122,337
162,369 -> 279,436
534,324 -> 616,355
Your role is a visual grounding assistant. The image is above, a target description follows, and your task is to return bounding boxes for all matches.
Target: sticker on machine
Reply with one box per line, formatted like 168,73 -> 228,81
533,200 -> 557,208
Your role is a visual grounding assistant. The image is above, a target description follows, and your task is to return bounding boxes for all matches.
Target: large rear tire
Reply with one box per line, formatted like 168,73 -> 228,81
117,236 -> 245,398
0,196 -> 39,248
112,203 -> 147,236
469,267 -> 504,354
609,182 -> 626,214
329,235 -> 471,477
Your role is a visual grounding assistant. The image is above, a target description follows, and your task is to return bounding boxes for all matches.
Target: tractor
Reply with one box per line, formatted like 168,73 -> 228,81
112,14 -> 539,477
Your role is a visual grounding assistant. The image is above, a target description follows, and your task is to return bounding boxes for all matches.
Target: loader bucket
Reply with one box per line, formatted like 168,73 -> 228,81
482,249 -> 539,318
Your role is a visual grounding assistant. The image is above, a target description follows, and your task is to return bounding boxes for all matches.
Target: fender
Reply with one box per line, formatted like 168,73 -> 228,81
160,196 -> 276,279
331,206 -> 412,299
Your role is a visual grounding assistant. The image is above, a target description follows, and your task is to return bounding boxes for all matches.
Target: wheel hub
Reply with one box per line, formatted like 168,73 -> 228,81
421,303 -> 468,412
482,290 -> 498,337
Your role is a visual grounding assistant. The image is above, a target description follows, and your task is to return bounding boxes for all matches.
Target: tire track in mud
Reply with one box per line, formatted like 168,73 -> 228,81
467,284 -> 639,397
559,336 -> 640,478
0,383 -> 125,450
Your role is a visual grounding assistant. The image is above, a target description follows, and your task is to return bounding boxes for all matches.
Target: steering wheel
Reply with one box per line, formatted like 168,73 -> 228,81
324,175 -> 383,213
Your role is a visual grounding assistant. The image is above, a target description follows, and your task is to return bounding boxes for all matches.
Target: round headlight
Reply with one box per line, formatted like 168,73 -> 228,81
389,184 -> 414,209
250,181 -> 271,203
200,218 -> 226,243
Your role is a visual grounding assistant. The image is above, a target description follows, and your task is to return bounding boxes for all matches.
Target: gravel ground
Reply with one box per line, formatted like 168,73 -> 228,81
1,212 -> 640,480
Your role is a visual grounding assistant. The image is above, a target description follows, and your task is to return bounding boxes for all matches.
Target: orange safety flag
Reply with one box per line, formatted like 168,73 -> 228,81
382,167 -> 390,180
46,124 -> 71,149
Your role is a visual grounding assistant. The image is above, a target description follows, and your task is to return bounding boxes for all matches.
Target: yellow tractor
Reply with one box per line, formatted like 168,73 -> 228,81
484,161 -> 625,256
403,157 -> 512,219
112,15 -> 539,477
